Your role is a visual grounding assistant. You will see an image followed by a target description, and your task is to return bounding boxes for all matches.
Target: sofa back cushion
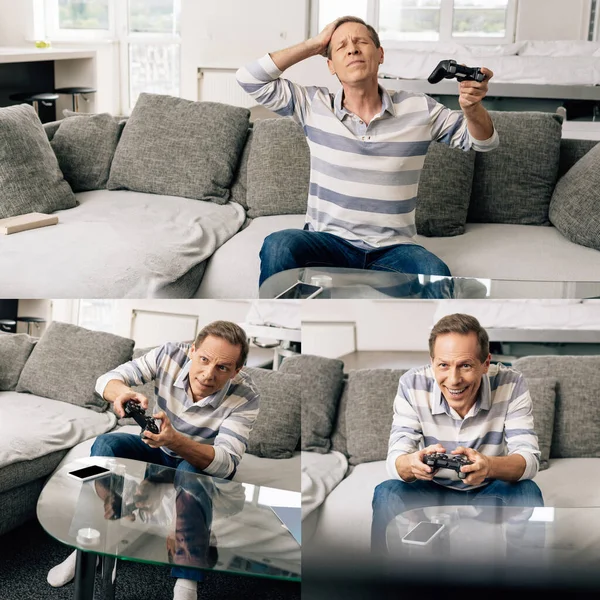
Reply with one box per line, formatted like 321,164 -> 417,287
278,353 -> 345,453
16,321 -> 135,412
513,356 -> 600,458
0,104 -> 77,219
229,128 -> 252,210
107,93 -> 250,204
0,333 -> 36,391
345,368 -> 407,466
558,138 -> 598,178
468,111 -> 562,225
242,367 -> 301,459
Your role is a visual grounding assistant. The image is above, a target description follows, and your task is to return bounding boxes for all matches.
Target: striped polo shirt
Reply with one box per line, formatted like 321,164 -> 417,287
96,342 -> 260,479
386,363 -> 540,491
236,54 -> 499,249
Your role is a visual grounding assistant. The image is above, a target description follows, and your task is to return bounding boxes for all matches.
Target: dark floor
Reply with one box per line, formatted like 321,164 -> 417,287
0,519 -> 300,600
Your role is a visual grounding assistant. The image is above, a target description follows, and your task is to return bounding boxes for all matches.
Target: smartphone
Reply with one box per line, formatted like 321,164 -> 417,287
275,281 -> 323,300
67,465 -> 111,482
401,521 -> 445,546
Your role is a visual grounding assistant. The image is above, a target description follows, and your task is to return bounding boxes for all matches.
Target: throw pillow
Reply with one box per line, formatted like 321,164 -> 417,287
416,143 -> 476,237
0,333 -> 36,391
468,111 -> 562,225
0,104 -> 76,219
50,113 -> 123,192
549,141 -> 600,251
16,321 -> 135,412
246,118 -> 310,218
107,93 -> 250,204
278,354 -> 345,453
229,128 -> 252,210
43,120 -> 62,142
522,377 -> 557,471
330,382 -> 349,457
243,367 -> 301,459
345,368 -> 407,466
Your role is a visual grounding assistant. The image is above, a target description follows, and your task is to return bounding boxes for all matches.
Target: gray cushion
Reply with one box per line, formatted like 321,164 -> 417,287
43,120 -> 62,141
416,143 -> 476,237
345,369 -> 407,466
278,354 -> 345,453
230,128 -> 252,210
549,142 -> 600,251
50,113 -> 123,192
468,111 -> 562,225
107,93 -> 250,204
330,382 -> 349,457
558,138 -> 598,178
0,333 -> 36,391
243,367 -> 301,459
513,356 -> 600,459
246,118 -> 310,218
522,377 -> 557,471
0,104 -> 76,218
16,322 -> 134,412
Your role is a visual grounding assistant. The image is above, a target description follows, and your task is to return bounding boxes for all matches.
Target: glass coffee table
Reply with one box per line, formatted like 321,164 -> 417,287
37,458 -> 301,599
259,267 -> 600,299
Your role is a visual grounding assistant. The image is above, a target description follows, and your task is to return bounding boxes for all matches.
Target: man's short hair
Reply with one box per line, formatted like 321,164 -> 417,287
194,320 -> 249,368
327,16 -> 381,59
429,313 -> 490,363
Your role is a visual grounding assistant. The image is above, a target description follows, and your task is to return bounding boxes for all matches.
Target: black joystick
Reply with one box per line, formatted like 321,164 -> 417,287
428,59 -> 485,84
123,400 -> 160,437
423,452 -> 473,479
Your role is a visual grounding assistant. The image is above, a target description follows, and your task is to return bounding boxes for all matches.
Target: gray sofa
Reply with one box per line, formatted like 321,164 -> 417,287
0,324 -> 301,537
1,100 -> 599,299
297,353 -> 600,553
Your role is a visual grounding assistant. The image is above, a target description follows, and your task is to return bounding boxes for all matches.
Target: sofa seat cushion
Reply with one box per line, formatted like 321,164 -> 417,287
534,458 -> 600,507
0,189 -> 246,298
302,450 -> 348,520
0,391 -> 117,489
0,449 -> 67,495
196,214 -> 305,299
417,223 -> 600,284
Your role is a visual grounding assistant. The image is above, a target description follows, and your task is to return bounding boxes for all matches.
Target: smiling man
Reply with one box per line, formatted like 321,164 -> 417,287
370,313 -> 543,553
47,320 -> 259,600
237,16 -> 499,289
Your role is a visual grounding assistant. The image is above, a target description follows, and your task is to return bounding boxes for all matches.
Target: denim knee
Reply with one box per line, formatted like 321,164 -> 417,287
90,433 -> 117,457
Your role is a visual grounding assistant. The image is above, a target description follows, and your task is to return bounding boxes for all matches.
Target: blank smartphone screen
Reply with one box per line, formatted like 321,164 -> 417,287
276,282 -> 322,300
68,465 -> 110,480
403,522 -> 444,543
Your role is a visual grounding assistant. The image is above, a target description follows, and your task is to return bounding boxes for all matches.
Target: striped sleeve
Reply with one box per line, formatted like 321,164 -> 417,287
95,346 -> 162,399
236,54 -> 317,125
202,383 -> 260,479
504,375 -> 541,480
386,376 -> 423,480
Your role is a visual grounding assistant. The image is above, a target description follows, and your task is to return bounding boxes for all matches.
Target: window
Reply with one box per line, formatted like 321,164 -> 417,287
313,0 -> 517,44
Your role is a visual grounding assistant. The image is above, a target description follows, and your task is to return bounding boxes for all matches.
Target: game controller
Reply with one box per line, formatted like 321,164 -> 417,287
122,400 -> 160,437
428,59 -> 485,84
423,452 -> 473,479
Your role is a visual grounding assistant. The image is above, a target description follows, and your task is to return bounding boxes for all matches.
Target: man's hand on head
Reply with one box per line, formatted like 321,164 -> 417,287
407,444 -> 447,481
141,410 -> 179,449
113,391 -> 148,418
458,67 -> 493,110
313,19 -> 340,57
452,446 -> 491,486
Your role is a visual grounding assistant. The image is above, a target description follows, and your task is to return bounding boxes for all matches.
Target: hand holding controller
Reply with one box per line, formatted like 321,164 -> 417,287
428,59 -> 485,84
122,400 -> 160,437
423,452 -> 473,479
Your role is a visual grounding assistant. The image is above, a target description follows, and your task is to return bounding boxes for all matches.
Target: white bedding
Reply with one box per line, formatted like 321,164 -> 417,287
0,189 -> 246,298
0,392 -> 117,469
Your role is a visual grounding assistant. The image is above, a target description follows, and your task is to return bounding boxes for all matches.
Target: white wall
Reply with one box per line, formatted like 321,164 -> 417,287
0,0 -> 32,45
515,0 -> 592,41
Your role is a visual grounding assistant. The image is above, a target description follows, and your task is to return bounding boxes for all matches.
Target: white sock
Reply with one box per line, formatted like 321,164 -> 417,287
47,550 -> 77,587
173,578 -> 198,600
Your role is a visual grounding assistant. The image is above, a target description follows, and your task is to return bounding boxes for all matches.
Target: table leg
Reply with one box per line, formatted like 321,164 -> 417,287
74,549 -> 96,600
100,555 -> 118,600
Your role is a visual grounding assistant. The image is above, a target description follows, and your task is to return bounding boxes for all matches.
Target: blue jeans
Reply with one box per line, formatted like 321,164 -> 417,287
371,479 -> 544,554
259,229 -> 451,287
91,433 -> 207,582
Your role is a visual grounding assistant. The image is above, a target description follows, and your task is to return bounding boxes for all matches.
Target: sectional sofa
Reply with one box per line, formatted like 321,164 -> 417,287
0,95 -> 599,299
297,353 -> 600,553
0,324 -> 301,537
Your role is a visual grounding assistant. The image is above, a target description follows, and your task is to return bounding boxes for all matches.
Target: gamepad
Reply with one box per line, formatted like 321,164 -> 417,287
428,59 -> 485,84
122,400 -> 160,437
423,452 -> 473,479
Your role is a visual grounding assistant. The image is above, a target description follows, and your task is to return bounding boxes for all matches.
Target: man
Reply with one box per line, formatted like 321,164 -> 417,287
371,313 -> 543,552
237,16 -> 499,288
48,320 -> 259,600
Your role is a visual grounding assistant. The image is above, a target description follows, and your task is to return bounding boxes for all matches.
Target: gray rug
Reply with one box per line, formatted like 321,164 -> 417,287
0,519 -> 300,600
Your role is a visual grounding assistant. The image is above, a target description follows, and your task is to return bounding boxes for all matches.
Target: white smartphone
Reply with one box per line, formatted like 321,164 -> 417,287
275,281 -> 323,300
401,521 -> 445,546
67,465 -> 112,482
